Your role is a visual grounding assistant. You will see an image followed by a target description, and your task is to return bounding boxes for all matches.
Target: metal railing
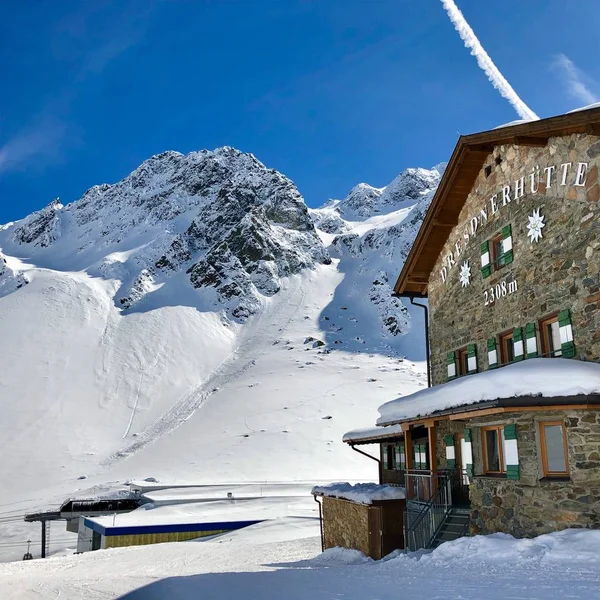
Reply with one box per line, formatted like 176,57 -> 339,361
404,472 -> 452,552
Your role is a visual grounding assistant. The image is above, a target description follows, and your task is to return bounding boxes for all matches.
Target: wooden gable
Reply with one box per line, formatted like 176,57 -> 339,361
395,106 -> 600,298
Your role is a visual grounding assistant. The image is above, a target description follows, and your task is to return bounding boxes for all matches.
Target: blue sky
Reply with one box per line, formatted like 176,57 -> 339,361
0,0 -> 598,222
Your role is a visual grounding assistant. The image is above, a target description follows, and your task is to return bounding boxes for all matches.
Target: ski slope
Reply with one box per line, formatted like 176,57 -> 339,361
0,153 -> 438,562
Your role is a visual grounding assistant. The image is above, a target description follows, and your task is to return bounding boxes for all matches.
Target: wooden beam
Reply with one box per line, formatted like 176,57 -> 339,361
448,407 -> 504,420
447,403 -> 600,421
428,423 -> 438,493
511,136 -> 548,147
586,123 -> 600,136
404,428 -> 413,470
503,404 -> 598,414
424,419 -> 437,428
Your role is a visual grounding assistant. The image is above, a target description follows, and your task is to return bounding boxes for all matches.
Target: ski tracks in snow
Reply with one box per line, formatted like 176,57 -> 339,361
102,278 -> 306,465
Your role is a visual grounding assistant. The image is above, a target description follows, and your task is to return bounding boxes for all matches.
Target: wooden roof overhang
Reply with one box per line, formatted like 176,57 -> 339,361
395,106 -> 600,298
343,431 -> 404,446
381,394 -> 600,430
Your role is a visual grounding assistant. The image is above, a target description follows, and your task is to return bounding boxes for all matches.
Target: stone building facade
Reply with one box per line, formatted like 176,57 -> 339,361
434,409 -> 600,536
428,133 -> 600,385
341,109 -> 600,549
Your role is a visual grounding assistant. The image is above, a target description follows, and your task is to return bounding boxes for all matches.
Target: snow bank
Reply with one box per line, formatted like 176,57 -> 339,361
309,547 -> 373,565
377,358 -> 600,425
342,424 -> 402,443
312,482 -> 405,505
425,528 -> 600,566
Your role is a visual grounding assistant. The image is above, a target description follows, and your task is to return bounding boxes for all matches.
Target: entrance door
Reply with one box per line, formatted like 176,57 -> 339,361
454,434 -> 471,506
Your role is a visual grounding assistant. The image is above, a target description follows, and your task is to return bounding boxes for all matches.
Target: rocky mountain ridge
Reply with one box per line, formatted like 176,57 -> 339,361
0,147 -> 330,321
0,147 -> 443,338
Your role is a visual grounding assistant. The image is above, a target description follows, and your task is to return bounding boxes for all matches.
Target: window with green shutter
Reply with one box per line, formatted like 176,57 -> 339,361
487,337 -> 498,369
558,310 -> 575,358
513,327 -> 524,361
467,343 -> 478,374
447,351 -> 457,380
501,224 -> 513,265
525,322 -> 538,357
480,240 -> 492,278
394,443 -> 406,471
482,224 -> 514,278
539,311 -> 575,358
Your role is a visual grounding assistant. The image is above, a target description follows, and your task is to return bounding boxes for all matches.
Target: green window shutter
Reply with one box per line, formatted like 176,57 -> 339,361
506,465 -> 520,480
487,337 -> 498,369
444,435 -> 455,468
447,351 -> 457,380
502,224 -> 514,265
398,443 -> 406,470
463,428 -> 473,479
513,327 -> 524,361
504,424 -> 520,480
558,309 -> 575,358
467,343 -> 478,374
525,322 -> 538,358
382,445 -> 388,469
558,309 -> 571,327
480,240 -> 491,278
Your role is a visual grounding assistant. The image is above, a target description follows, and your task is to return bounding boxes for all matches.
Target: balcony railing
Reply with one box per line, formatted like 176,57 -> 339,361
404,471 -> 453,552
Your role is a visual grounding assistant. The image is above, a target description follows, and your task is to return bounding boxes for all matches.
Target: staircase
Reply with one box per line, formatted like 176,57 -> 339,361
430,507 -> 470,548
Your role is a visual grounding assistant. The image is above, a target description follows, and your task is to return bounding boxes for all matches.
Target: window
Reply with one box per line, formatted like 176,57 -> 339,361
499,330 -> 514,364
395,443 -> 406,471
481,226 -> 513,279
413,443 -> 428,469
539,422 -> 569,477
539,314 -> 562,357
491,233 -> 507,270
457,347 -> 469,376
482,426 -> 506,474
384,444 -> 394,470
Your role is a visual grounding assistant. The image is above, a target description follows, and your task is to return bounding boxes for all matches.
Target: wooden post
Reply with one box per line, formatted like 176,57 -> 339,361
427,422 -> 438,494
404,427 -> 413,470
41,521 -> 46,559
404,427 -> 413,500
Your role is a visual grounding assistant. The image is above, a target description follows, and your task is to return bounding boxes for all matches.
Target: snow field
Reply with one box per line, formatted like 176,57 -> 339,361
2,524 -> 600,599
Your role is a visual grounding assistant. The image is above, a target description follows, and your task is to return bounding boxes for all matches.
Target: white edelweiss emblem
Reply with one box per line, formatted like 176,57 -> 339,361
459,260 -> 471,288
527,208 -> 545,243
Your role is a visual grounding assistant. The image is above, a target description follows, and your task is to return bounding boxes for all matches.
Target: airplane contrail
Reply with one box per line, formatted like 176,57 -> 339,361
440,0 -> 539,122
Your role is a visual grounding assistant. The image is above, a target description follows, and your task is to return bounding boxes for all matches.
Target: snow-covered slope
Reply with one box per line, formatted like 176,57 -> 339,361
310,163 -> 443,354
0,150 -> 439,561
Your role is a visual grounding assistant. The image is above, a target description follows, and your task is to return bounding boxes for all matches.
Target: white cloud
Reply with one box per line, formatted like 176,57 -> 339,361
440,0 -> 538,121
553,54 -> 598,106
0,116 -> 69,174
0,2 -> 155,175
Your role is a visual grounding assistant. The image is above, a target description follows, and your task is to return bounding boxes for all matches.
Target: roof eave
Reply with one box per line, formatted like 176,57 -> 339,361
378,393 -> 600,427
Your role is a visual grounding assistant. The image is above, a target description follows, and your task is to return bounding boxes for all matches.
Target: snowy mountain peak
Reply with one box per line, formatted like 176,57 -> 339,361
0,148 -> 330,320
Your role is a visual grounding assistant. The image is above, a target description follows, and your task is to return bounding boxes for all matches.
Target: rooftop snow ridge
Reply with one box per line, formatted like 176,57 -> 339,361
376,359 -> 600,426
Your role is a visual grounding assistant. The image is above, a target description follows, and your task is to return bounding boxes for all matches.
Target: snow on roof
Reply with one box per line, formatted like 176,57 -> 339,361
312,482 -> 405,505
377,359 -> 600,426
87,496 -> 315,528
568,102 -> 600,113
342,424 -> 402,443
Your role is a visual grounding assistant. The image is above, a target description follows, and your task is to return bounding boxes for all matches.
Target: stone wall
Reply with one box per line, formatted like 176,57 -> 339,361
436,420 -> 466,469
467,409 -> 600,537
322,496 -> 370,555
427,133 -> 600,385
